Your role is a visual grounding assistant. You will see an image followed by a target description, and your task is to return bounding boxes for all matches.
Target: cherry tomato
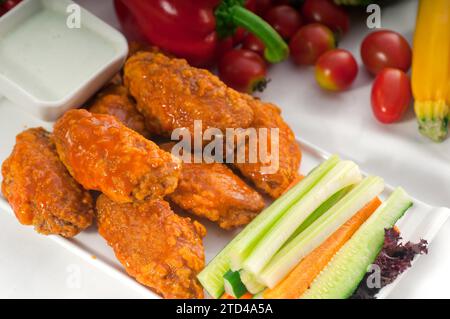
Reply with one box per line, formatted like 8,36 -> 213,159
243,33 -> 266,57
301,0 -> 349,38
361,30 -> 412,76
216,37 -> 234,59
233,27 -> 248,45
254,0 -> 273,15
289,23 -> 335,65
0,6 -> 7,17
1,0 -> 21,11
264,5 -> 303,40
219,49 -> 268,93
315,49 -> 358,91
371,68 -> 411,123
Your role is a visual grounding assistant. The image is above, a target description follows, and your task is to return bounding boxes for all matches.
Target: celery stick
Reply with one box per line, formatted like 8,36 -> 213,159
223,270 -> 247,298
240,269 -> 266,294
285,186 -> 352,244
259,176 -> 384,288
242,161 -> 362,275
238,187 -> 352,293
229,155 -> 341,271
197,155 -> 340,298
301,188 -> 412,299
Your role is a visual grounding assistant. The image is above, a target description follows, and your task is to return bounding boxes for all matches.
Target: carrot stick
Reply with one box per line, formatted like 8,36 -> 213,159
263,197 -> 382,299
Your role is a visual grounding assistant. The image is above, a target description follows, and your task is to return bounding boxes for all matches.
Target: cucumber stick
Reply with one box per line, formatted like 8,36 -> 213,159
223,270 -> 247,298
197,155 -> 340,298
240,270 -> 266,294
301,187 -> 412,299
242,161 -> 362,275
259,176 -> 384,288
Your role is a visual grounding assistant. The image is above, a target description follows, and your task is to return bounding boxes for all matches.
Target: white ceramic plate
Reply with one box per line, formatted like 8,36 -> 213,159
0,99 -> 448,299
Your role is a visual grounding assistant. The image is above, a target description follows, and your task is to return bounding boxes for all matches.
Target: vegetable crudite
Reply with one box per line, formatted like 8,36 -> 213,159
198,156 -> 422,299
198,155 -> 340,299
301,188 -> 412,299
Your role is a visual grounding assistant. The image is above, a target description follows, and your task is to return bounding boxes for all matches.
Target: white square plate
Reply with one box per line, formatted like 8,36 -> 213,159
0,100 -> 448,299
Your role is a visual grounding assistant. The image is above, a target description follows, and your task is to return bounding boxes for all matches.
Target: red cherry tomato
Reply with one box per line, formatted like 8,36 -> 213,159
219,49 -> 268,93
233,27 -> 248,45
361,30 -> 412,76
216,37 -> 234,60
315,49 -> 358,91
1,0 -> 22,11
264,5 -> 303,40
301,0 -> 349,38
289,23 -> 335,65
254,0 -> 273,15
243,33 -> 266,57
371,68 -> 412,123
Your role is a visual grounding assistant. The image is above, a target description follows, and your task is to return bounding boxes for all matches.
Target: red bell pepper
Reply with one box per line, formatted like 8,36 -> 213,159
114,0 -> 288,67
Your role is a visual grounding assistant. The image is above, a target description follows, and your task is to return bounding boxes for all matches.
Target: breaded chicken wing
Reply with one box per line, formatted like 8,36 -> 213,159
88,84 -> 150,137
96,195 -> 206,299
161,143 -> 265,230
53,109 -> 181,203
233,97 -> 302,198
123,52 -> 254,136
1,128 -> 94,237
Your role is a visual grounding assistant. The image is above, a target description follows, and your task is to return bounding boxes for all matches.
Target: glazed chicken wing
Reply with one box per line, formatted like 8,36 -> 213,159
88,84 -> 150,138
96,195 -> 206,299
161,143 -> 265,230
233,97 -> 302,198
1,128 -> 94,237
53,109 -> 181,203
123,52 -> 254,136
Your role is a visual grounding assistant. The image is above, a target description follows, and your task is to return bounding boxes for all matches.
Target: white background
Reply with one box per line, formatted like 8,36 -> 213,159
0,0 -> 449,298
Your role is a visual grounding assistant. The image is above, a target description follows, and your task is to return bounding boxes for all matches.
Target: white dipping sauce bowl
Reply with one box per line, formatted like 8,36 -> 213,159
0,0 -> 128,121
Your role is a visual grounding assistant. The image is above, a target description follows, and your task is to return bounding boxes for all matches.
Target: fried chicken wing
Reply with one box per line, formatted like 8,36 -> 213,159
123,52 -> 254,136
233,97 -> 302,198
1,128 -> 94,237
88,84 -> 150,137
161,143 -> 265,230
96,195 -> 206,299
53,109 -> 181,203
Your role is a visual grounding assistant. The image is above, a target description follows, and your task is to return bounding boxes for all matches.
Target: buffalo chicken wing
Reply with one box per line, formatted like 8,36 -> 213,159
161,143 -> 265,229
96,195 -> 206,299
124,52 -> 254,136
1,128 -> 94,237
88,84 -> 150,138
233,97 -> 302,198
53,109 -> 181,203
